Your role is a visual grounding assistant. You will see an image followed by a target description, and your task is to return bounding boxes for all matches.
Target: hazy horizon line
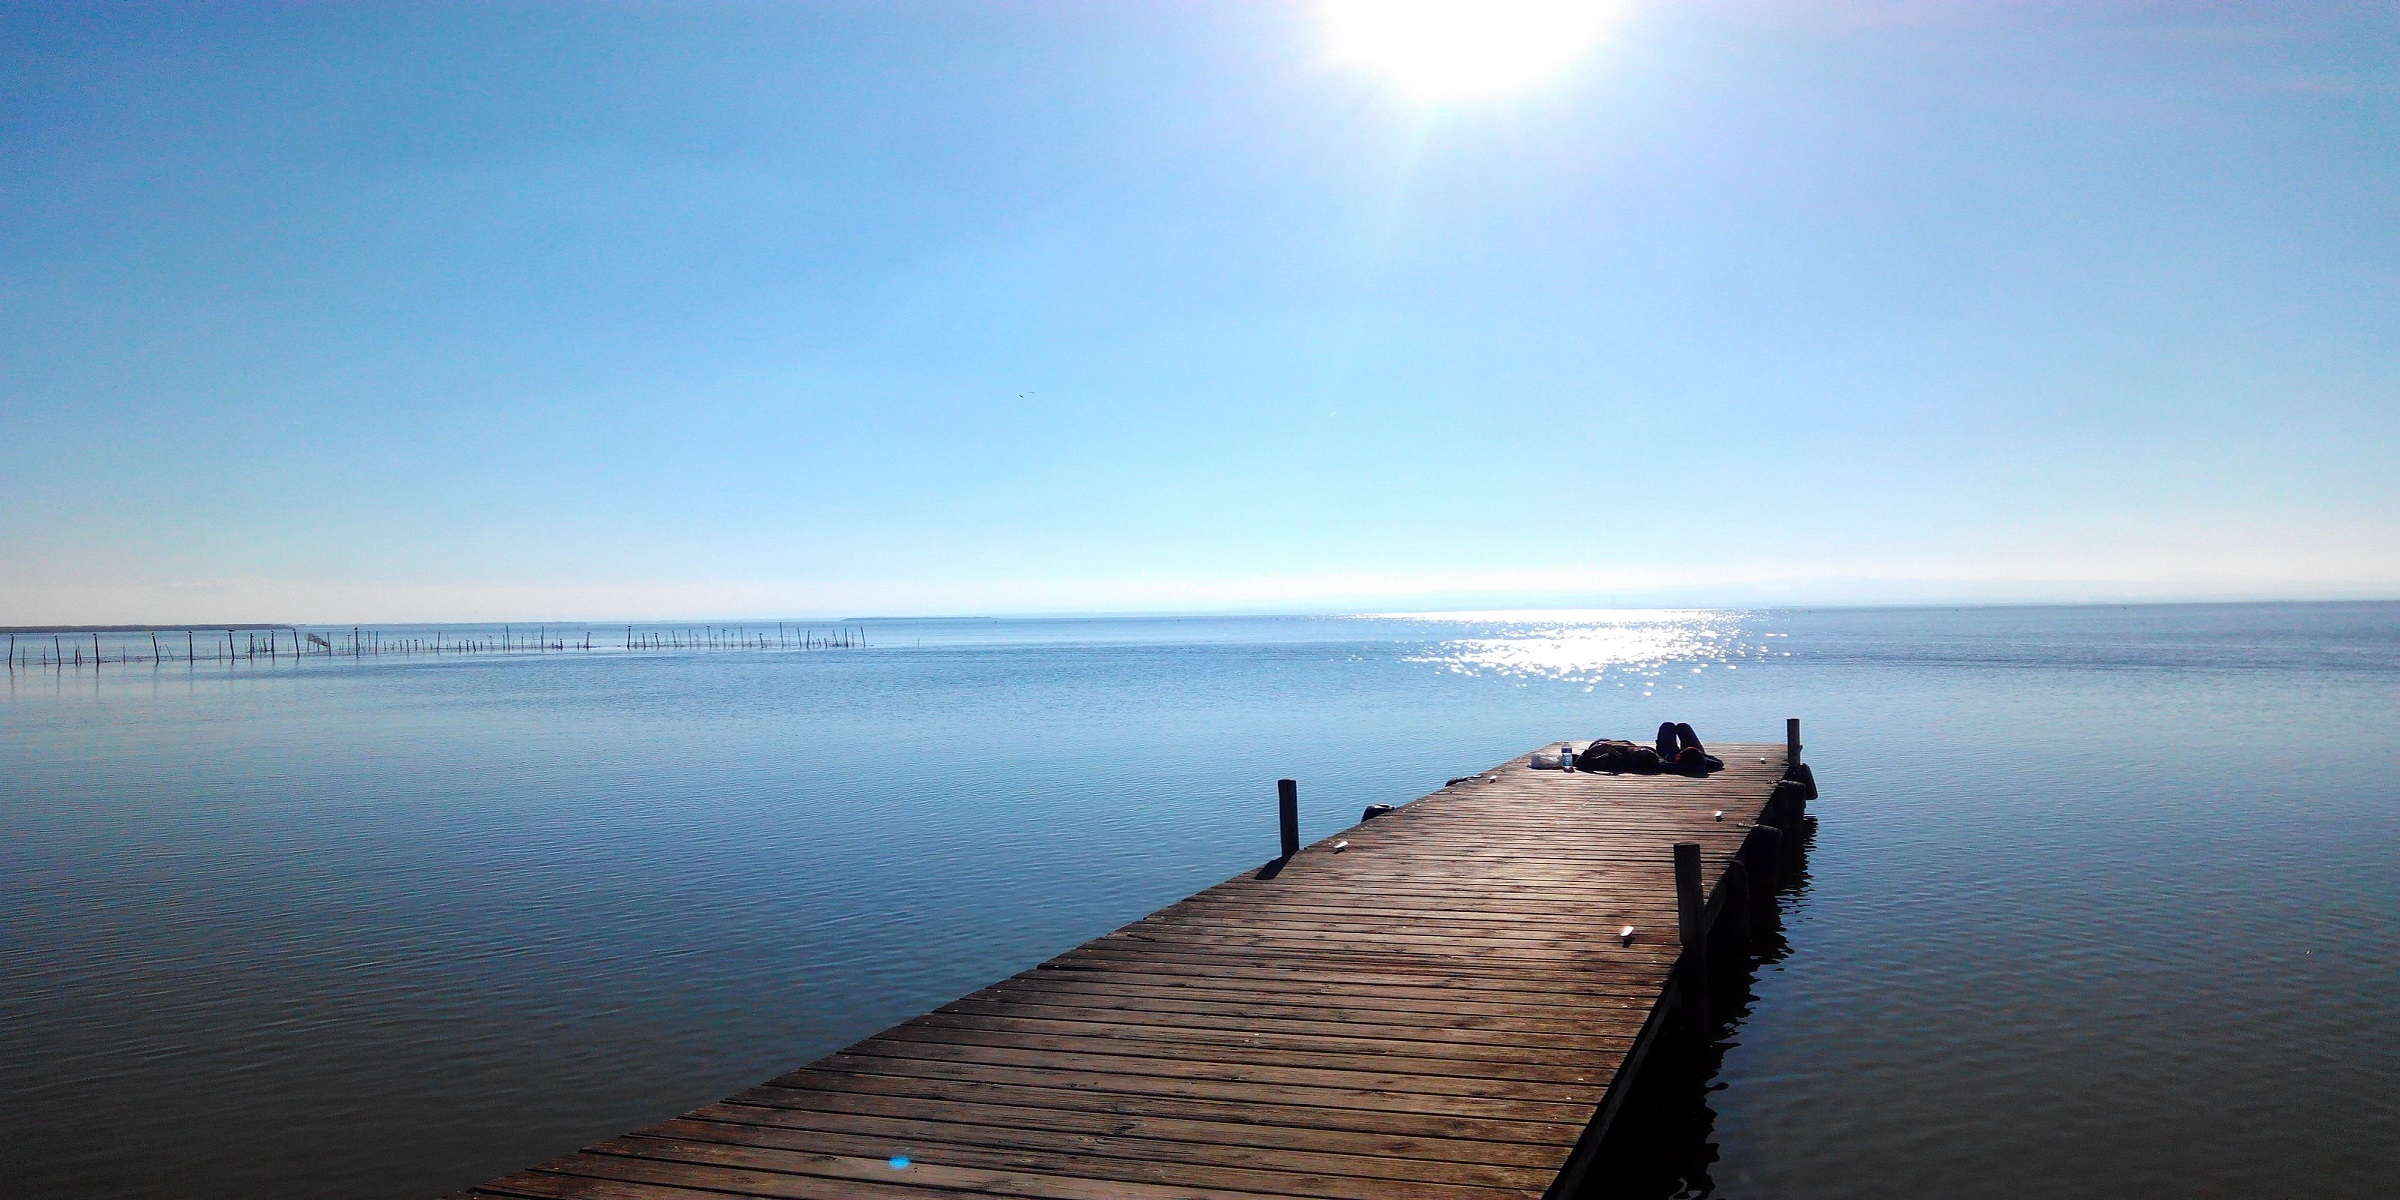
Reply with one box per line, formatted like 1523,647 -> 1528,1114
6,593 -> 2395,633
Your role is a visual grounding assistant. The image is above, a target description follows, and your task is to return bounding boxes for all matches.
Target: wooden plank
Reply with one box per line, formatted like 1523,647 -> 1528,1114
914,1005 -> 1643,1057
553,1144 -> 1358,1200
1037,948 -> 1681,988
456,742 -> 1799,1200
973,970 -> 1676,1011
799,1050 -> 1606,1117
606,1128 -> 1541,1200
866,1021 -> 1628,1083
735,1077 -> 1588,1146
686,1099 -> 1566,1172
967,976 -> 1671,1014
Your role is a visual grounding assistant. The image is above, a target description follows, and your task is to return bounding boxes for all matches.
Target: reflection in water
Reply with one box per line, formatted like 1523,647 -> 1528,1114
1581,814 -> 1818,1200
1384,609 -> 1779,688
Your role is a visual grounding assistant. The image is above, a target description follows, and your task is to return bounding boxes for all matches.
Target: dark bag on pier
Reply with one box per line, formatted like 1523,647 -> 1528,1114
1576,740 -> 1663,773
1574,740 -> 1633,771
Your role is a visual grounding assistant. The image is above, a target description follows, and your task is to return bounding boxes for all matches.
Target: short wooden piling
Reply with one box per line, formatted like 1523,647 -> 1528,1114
1768,774 -> 1810,830
1674,840 -> 1711,1031
1716,856 -> 1753,952
1277,777 -> 1299,858
1674,839 -> 1708,978
1745,822 -> 1784,892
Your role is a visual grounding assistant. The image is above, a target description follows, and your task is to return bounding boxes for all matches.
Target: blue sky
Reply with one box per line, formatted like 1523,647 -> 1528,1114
3,1 -> 2395,622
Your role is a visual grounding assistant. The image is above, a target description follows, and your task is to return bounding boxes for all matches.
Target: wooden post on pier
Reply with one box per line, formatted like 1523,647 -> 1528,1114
1787,716 -> 1803,766
1745,822 -> 1784,891
1277,778 -> 1299,859
1746,822 -> 1785,929
1768,773 -> 1810,830
1716,856 -> 1752,951
1674,839 -> 1709,1024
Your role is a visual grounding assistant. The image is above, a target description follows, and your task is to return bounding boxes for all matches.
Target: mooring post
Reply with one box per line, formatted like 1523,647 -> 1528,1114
1278,779 -> 1300,858
1673,841 -> 1710,1025
1716,857 -> 1752,953
1745,823 -> 1784,894
1786,717 -> 1802,768
1745,824 -> 1785,932
1674,842 -> 1707,956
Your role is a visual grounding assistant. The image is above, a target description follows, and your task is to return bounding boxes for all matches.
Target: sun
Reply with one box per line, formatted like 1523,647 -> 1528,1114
1320,0 -> 1618,101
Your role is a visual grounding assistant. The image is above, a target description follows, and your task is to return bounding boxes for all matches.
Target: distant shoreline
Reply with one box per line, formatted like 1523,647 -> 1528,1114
0,624 -> 294,634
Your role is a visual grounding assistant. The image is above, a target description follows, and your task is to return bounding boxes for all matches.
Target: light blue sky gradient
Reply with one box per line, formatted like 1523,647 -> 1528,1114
4,1 -> 2395,622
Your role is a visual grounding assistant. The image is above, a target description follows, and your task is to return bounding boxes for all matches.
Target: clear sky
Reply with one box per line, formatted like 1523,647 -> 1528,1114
3,1 -> 2395,623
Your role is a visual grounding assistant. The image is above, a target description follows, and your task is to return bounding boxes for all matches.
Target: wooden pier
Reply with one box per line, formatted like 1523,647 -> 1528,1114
452,729 -> 1817,1200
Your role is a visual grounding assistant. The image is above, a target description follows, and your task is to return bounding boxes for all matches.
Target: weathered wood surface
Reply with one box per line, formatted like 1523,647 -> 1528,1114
453,742 -> 1795,1200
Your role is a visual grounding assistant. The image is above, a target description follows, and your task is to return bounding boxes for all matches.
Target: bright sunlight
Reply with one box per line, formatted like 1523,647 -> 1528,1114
1320,0 -> 1618,101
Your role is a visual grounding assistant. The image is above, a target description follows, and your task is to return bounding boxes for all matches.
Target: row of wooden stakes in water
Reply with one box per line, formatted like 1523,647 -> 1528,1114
6,624 -> 870,668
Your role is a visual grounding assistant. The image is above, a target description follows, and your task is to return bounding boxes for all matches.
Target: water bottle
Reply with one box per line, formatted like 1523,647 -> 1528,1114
1560,742 -> 1575,771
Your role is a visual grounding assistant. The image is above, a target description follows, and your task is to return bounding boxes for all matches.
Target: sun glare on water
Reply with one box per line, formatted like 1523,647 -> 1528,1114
1370,609 -> 1775,687
1320,0 -> 1618,101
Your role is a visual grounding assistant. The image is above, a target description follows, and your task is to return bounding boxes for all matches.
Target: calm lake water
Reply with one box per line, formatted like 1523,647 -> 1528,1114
4,604 -> 2396,1198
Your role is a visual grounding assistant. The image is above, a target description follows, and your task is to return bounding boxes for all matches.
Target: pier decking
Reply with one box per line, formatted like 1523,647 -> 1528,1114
453,738 -> 1811,1200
